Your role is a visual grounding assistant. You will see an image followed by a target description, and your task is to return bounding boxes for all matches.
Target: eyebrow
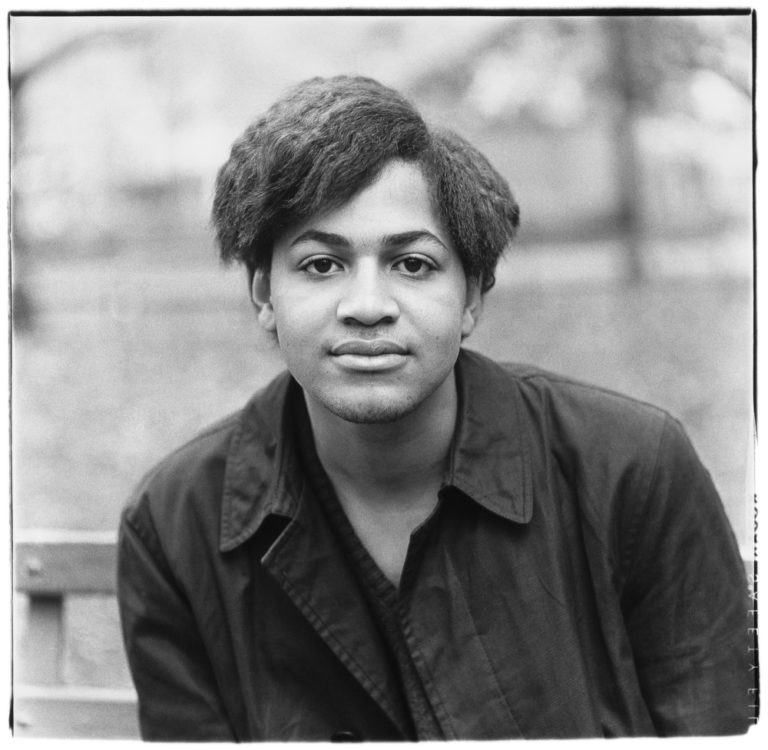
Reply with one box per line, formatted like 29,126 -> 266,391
383,230 -> 448,251
290,230 -> 350,249
289,229 -> 448,251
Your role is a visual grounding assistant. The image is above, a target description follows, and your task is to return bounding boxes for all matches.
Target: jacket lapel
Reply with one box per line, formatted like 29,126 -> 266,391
261,482 -> 410,735
218,373 -> 409,736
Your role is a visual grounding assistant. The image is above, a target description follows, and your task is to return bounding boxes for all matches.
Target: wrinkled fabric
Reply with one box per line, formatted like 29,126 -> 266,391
118,349 -> 753,741
297,408 -> 445,741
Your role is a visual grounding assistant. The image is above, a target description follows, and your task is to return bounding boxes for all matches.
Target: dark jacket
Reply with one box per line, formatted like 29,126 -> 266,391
118,349 -> 752,740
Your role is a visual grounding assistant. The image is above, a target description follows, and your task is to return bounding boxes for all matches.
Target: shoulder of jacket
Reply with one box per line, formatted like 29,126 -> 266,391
121,371 -> 292,536
459,349 -> 675,451
501,362 -> 692,566
501,360 -> 673,430
133,409 -> 240,498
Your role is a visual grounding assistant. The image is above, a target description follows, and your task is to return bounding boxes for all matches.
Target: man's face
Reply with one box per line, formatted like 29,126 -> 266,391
255,160 -> 481,424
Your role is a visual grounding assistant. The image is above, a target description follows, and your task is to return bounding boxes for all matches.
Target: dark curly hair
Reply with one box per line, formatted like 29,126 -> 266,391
212,75 -> 519,293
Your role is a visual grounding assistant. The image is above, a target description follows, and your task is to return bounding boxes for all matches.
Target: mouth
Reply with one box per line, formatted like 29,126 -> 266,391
331,339 -> 408,356
330,339 -> 409,372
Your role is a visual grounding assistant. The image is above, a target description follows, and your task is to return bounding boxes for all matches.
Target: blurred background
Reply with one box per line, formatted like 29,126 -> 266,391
11,11 -> 753,723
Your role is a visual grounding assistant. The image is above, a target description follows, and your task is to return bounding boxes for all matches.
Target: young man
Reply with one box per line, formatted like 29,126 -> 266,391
118,76 -> 752,740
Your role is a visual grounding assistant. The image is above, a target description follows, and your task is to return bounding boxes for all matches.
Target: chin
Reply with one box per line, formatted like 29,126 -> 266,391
320,392 -> 421,425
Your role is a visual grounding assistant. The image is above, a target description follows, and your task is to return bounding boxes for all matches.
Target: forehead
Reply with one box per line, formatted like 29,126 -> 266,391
279,160 -> 447,246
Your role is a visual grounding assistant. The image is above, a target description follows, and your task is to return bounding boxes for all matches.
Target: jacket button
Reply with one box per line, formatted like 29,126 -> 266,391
331,729 -> 362,742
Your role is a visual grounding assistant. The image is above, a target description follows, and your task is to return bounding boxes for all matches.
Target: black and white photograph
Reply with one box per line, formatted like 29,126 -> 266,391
8,6 -> 758,741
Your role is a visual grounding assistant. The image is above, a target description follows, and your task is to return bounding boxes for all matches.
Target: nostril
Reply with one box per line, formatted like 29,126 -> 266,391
337,287 -> 400,326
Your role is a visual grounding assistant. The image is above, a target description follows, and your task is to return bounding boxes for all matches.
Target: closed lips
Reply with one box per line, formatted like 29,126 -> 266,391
331,340 -> 407,356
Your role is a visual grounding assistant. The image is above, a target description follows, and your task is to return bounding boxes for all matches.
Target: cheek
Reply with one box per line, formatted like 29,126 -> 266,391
416,289 -> 468,339
273,314 -> 309,349
270,290 -> 321,335
276,275 -> 334,310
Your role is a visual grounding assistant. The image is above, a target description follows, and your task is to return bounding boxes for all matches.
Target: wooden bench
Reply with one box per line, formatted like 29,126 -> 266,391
14,529 -> 755,738
14,529 -> 139,739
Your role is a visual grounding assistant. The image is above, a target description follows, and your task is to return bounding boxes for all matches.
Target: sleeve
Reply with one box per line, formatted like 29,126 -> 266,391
117,497 -> 236,742
619,415 -> 753,736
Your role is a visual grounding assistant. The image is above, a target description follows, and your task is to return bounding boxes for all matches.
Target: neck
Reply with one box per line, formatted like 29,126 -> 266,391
304,373 -> 458,499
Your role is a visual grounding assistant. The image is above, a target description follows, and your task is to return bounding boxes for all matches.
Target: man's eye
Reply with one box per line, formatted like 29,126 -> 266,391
302,257 -> 340,275
395,256 -> 434,276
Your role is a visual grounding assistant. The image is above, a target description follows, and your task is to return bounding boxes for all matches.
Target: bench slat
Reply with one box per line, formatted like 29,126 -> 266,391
14,685 -> 139,738
16,536 -> 117,594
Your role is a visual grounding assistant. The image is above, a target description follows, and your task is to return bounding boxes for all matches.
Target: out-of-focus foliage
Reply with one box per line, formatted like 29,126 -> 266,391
9,13 -> 753,324
605,16 -> 751,104
406,16 -> 751,127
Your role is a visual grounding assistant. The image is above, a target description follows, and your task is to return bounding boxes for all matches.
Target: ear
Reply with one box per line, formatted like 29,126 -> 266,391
461,280 -> 483,339
250,272 -> 276,332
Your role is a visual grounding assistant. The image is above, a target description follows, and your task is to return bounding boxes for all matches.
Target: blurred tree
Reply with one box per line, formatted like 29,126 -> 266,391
10,21 -> 156,332
10,14 -> 751,303
603,16 -> 646,282
597,15 -> 752,281
408,14 -> 752,280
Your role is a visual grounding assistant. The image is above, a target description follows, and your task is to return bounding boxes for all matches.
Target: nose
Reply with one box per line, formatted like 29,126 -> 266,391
336,263 -> 400,326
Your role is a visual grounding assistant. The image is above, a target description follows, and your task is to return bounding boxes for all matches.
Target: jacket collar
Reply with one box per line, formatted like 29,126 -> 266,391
219,349 -> 534,553
447,349 -> 534,524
